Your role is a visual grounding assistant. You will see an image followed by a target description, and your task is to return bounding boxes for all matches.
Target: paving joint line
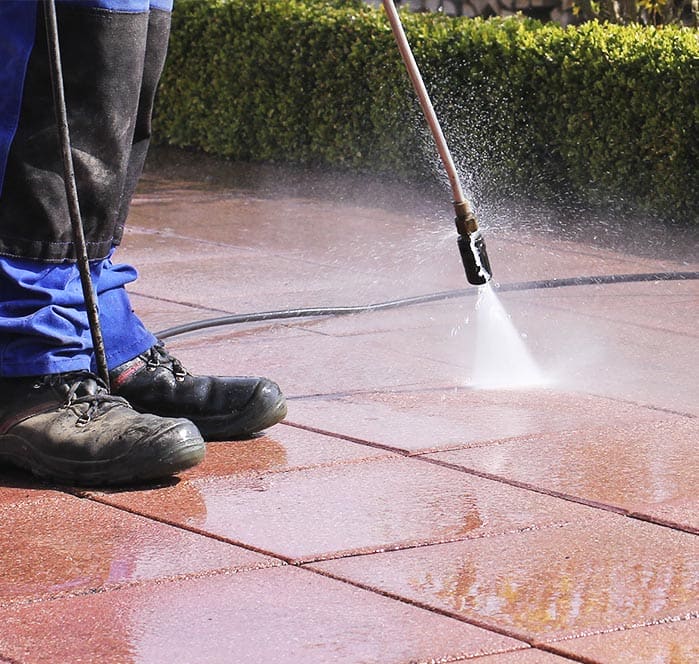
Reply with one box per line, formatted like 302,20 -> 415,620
420,455 -> 698,536
545,611 -> 699,644
292,520 -> 578,566
72,491 -> 297,566
281,421 -> 697,536
576,390 -> 696,419
301,565 -> 570,658
0,561 -> 282,611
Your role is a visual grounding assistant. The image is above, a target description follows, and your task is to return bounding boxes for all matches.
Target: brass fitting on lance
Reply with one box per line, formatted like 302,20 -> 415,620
452,201 -> 479,236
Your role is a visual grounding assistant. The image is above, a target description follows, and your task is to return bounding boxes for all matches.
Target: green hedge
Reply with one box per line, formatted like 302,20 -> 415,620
155,0 -> 699,223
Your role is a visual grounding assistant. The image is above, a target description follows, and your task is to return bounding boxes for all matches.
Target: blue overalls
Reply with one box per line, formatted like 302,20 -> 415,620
0,0 -> 173,376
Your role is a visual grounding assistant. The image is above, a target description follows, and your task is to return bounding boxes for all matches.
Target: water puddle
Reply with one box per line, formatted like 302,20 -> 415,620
470,283 -> 549,389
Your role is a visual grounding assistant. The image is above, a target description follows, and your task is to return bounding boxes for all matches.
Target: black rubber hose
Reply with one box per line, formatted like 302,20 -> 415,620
156,271 -> 699,340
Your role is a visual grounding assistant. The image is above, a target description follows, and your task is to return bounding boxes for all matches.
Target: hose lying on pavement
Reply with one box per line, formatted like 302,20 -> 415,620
156,271 -> 699,340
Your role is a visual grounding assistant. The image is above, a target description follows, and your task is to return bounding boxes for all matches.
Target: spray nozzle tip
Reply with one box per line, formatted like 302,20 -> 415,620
457,230 -> 492,285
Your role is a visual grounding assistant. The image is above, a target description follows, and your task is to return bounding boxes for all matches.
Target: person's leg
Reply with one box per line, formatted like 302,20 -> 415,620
99,0 -> 287,440
0,1 -> 204,485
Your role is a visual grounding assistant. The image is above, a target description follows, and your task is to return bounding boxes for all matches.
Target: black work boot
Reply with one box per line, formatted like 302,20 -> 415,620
110,343 -> 287,441
0,371 -> 205,486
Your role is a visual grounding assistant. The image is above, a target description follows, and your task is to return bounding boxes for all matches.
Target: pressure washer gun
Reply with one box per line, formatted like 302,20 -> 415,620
382,0 -> 493,286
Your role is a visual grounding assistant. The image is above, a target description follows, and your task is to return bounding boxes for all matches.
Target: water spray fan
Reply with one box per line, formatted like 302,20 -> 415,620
382,0 -> 492,285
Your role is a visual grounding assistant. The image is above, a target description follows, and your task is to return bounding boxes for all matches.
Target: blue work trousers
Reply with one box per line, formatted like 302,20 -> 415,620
0,254 -> 156,377
0,0 -> 172,377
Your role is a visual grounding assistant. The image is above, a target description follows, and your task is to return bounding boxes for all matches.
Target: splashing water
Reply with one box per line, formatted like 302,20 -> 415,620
471,283 -> 548,389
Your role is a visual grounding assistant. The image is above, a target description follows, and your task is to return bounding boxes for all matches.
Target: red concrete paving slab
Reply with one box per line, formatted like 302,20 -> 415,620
284,388 -> 667,454
510,279 -> 699,336
0,482 -> 59,508
124,162 -> 697,322
551,617 -> 699,663
311,514 -> 699,642
494,285 -> 699,412
121,232 -> 372,313
159,326 -> 458,396
464,649 -> 575,663
120,211 -> 681,321
0,492 -> 276,606
630,495 -> 699,534
96,456 -> 598,562
177,424 -> 398,481
427,417 -> 699,529
129,276 -> 697,414
0,566 -> 528,664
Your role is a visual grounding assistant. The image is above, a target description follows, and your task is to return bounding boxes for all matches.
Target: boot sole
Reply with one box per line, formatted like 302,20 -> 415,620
0,427 -> 205,487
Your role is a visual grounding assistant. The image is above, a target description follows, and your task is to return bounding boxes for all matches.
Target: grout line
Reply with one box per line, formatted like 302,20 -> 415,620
626,511 -> 698,536
282,420 -> 414,455
282,421 -> 697,537
450,647 -> 586,663
571,391 -> 697,419
544,612 -> 699,644
0,561 -> 283,611
128,290 -> 235,315
83,492 -> 295,564
418,455 -> 699,536
292,520 -> 577,566
301,565 -> 537,650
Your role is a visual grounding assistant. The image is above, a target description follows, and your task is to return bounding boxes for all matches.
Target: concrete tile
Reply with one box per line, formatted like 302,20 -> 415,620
551,617 -> 699,663
131,159 -> 693,289
462,648 -> 575,663
0,566 -> 527,664
0,482 -> 59,508
157,325 -> 458,396
285,388 -> 666,453
178,424 -> 398,480
145,292 -> 698,414
119,192 -> 698,415
0,492 -> 275,606
121,232 -> 367,313
513,279 -> 699,336
311,514 -> 699,641
630,495 -> 699,533
427,417 -> 699,528
96,457 -> 597,562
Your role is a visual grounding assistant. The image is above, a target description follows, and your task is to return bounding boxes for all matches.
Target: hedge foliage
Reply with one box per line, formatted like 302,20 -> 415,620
155,0 -> 699,222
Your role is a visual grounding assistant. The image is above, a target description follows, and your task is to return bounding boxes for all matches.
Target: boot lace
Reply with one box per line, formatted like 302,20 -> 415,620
142,343 -> 189,382
34,371 -> 129,427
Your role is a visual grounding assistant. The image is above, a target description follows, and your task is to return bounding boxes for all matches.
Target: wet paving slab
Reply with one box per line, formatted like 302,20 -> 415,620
283,388 -> 680,454
0,566 -> 529,664
550,616 -> 699,663
0,491 -> 278,606
134,275 -> 698,414
176,424 -> 399,481
426,417 -> 699,531
309,513 -> 699,643
0,480 -> 60,509
92,455 -> 602,563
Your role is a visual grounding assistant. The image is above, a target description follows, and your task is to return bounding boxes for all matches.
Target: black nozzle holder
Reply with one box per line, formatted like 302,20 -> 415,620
457,230 -> 492,285
453,202 -> 492,285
